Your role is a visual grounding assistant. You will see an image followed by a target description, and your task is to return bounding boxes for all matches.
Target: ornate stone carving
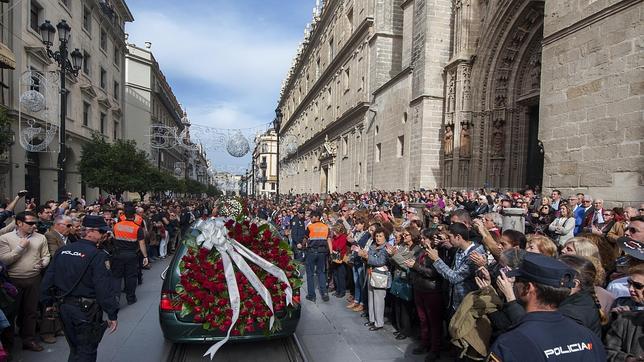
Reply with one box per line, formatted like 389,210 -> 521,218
491,118 -> 505,157
447,71 -> 456,112
444,124 -> 454,156
459,121 -> 472,157
462,65 -> 472,109
529,46 -> 542,90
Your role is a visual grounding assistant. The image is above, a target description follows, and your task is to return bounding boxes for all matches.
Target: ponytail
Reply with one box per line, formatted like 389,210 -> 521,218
590,287 -> 609,325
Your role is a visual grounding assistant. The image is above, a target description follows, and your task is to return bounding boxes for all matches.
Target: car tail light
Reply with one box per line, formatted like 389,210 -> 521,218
160,290 -> 182,312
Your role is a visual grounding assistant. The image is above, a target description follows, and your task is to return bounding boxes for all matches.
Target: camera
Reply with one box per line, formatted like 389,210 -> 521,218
17,190 -> 28,198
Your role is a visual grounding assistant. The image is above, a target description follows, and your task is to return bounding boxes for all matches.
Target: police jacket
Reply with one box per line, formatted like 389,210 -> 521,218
112,219 -> 145,254
488,311 -> 606,361
290,216 -> 306,244
40,239 -> 119,320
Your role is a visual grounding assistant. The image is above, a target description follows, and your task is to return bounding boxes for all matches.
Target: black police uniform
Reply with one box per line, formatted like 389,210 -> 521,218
290,214 -> 306,260
41,239 -> 119,362
488,311 -> 606,361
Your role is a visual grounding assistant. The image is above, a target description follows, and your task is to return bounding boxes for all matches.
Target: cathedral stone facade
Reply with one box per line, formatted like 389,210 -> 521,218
277,0 -> 643,205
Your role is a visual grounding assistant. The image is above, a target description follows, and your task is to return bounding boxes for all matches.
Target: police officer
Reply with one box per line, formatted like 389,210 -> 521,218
112,207 -> 148,305
40,215 -> 119,362
290,208 -> 306,260
488,253 -> 606,361
299,210 -> 331,302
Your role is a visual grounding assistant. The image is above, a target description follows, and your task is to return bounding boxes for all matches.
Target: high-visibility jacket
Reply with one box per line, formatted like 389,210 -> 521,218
118,213 -> 143,226
113,219 -> 143,253
306,221 -> 329,248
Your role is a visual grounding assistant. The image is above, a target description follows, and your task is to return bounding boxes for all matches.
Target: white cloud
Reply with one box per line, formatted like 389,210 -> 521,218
125,2 -> 309,169
126,9 -> 299,111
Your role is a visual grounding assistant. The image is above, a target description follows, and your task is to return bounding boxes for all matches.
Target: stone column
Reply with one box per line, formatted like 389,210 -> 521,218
501,207 -> 525,233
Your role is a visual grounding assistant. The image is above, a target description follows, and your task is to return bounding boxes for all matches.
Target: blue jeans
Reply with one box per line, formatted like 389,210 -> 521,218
304,251 -> 328,299
352,264 -> 365,305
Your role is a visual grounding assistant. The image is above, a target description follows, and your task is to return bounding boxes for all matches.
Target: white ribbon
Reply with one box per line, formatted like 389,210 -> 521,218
194,218 -> 293,359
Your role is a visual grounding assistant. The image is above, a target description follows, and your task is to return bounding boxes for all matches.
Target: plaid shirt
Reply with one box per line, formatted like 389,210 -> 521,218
433,243 -> 484,312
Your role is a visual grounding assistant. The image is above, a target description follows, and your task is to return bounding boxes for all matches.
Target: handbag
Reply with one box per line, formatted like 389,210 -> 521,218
369,267 -> 390,289
389,275 -> 412,301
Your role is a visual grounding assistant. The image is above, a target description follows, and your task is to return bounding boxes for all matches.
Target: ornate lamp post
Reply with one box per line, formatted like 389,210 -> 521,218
274,107 -> 282,202
259,159 -> 267,197
39,20 -> 83,202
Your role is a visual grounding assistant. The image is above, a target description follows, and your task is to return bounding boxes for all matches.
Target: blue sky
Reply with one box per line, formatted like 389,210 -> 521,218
125,0 -> 315,173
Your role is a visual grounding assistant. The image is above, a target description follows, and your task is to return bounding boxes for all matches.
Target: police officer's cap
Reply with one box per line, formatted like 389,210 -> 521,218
506,253 -> 575,288
82,215 -> 111,232
617,236 -> 644,260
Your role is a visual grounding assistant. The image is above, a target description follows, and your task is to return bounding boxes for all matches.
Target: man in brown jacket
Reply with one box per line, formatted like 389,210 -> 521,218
0,211 -> 50,352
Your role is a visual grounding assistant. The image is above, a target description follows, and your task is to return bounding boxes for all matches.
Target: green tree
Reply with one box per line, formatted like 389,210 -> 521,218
78,134 -> 150,197
0,107 -> 13,154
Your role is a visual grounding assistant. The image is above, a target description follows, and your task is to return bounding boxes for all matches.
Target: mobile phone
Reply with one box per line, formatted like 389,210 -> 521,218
18,190 -> 28,198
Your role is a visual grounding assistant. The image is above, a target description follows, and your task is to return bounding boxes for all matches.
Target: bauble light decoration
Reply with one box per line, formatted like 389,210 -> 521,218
226,131 -> 250,157
20,90 -> 46,113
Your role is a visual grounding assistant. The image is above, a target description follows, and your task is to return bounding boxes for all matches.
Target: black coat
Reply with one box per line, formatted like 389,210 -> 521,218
559,290 -> 602,337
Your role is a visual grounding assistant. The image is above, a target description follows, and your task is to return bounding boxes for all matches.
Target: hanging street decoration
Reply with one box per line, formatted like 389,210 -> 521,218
226,131 -> 250,158
18,70 -> 59,153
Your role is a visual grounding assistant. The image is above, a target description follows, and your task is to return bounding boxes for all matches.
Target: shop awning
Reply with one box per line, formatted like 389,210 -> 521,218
0,42 -> 16,70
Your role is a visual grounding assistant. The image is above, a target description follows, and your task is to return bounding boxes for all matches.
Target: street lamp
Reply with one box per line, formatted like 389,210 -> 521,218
39,19 -> 83,202
259,159 -> 267,196
274,107 -> 282,202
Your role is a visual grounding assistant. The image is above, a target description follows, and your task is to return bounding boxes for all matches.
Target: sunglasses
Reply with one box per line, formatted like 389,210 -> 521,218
22,221 -> 38,226
627,278 -> 644,290
57,223 -> 73,228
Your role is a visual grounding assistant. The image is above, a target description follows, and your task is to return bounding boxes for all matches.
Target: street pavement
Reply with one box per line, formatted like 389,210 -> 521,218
296,280 -> 454,362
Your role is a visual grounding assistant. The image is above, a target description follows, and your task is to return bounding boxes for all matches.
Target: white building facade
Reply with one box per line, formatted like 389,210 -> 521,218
0,0 -> 133,202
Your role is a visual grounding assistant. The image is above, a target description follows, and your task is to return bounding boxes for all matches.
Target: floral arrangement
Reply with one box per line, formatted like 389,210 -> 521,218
175,208 -> 302,338
216,198 -> 243,219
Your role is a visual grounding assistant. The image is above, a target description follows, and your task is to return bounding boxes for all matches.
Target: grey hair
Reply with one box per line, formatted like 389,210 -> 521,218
54,215 -> 72,224
485,212 -> 503,228
583,195 -> 593,202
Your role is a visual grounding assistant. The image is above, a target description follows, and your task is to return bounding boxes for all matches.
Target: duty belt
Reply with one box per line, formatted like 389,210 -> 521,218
63,296 -> 96,305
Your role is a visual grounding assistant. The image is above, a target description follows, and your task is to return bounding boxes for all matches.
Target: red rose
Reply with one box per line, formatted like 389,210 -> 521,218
217,299 -> 227,307
231,329 -> 240,336
245,324 -> 255,333
194,315 -> 203,323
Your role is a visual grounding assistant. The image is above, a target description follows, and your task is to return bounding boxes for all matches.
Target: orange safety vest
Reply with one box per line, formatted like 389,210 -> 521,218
113,220 -> 141,242
307,222 -> 329,241
118,213 -> 143,226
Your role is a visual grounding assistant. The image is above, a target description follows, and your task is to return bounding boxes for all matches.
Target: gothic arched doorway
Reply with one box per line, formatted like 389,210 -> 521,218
473,0 -> 545,190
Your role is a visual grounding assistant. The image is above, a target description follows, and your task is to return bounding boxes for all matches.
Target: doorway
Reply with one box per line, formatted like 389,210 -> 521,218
525,106 -> 543,189
24,152 -> 40,203
320,166 -> 328,193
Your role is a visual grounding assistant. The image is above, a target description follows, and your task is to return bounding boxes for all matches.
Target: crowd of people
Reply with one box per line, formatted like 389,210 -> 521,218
0,190 -> 211,360
0,187 -> 641,361
247,188 -> 644,361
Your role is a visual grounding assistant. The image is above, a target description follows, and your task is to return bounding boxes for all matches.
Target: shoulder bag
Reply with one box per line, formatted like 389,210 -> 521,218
369,266 -> 390,289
